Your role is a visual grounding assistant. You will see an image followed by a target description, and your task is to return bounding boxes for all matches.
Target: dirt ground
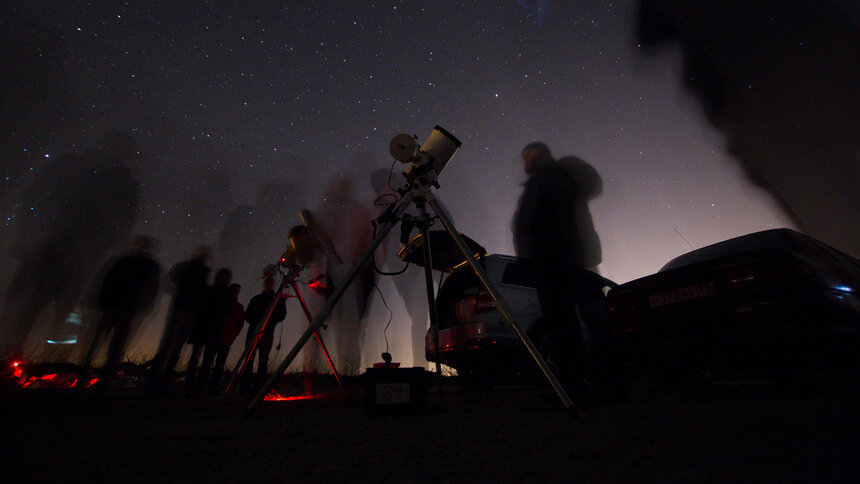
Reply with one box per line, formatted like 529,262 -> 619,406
1,371 -> 858,483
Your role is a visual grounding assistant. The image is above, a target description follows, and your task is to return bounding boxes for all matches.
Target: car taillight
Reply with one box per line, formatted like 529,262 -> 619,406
454,291 -> 497,323
607,292 -> 639,317
474,291 -> 496,312
455,296 -> 476,323
723,264 -> 757,285
723,258 -> 815,286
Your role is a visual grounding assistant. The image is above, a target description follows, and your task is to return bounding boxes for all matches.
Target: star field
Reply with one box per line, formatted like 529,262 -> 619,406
2,1 -> 806,360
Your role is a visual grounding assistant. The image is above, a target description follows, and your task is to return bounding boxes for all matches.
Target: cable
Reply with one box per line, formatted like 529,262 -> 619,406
373,282 -> 394,355
373,192 -> 398,206
386,159 -> 399,194
370,217 -> 411,276
374,257 -> 410,276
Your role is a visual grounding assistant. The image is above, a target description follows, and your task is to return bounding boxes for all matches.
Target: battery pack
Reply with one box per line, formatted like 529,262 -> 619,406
363,366 -> 426,415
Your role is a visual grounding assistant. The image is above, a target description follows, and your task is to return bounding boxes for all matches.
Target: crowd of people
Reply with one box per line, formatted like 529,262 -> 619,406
0,129 -> 605,400
75,241 -> 290,397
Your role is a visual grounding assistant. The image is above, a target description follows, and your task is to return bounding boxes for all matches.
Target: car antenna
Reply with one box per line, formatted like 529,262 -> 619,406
674,227 -> 696,250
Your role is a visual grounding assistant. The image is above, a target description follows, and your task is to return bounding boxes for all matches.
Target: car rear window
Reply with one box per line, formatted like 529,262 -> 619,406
501,262 -> 537,288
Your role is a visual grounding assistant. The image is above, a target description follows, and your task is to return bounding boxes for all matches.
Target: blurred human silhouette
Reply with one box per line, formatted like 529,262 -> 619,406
370,167 -> 430,367
314,176 -> 375,375
240,276 -> 287,395
206,283 -> 244,394
186,267 -> 233,396
146,247 -> 211,396
1,130 -> 140,356
217,179 -> 307,298
77,235 -> 161,391
637,0 -> 860,257
513,142 -> 603,397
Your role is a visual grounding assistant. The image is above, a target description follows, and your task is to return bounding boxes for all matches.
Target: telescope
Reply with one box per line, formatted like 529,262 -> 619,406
244,125 -> 576,415
389,125 -> 461,185
279,209 -> 343,268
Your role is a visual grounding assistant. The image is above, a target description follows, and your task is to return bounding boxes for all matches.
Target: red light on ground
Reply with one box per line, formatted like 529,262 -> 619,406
264,394 -> 319,402
263,389 -> 323,401
12,361 -> 21,367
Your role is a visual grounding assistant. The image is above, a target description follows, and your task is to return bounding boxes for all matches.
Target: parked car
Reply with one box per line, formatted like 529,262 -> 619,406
424,253 -> 617,386
606,228 -> 860,380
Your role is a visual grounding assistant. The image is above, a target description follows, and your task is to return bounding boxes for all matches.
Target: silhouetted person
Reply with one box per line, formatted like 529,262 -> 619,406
370,167 -> 430,367
217,179 -> 307,300
186,267 -> 233,396
206,283 -> 244,394
240,276 -> 286,395
513,142 -> 603,398
78,235 -> 161,391
146,247 -> 211,396
315,176 -> 375,375
1,130 -> 139,356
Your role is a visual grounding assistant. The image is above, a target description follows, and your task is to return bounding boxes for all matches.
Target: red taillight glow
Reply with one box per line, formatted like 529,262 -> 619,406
607,292 -> 639,318
455,296 -> 476,322
474,291 -> 496,311
455,291 -> 496,323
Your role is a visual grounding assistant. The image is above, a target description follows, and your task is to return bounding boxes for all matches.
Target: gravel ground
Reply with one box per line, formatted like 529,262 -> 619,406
1,373 -> 858,483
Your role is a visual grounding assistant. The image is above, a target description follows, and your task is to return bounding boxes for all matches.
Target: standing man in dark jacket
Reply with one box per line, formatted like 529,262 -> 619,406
513,142 -> 603,398
78,235 -> 160,390
186,267 -> 233,396
240,276 -> 287,394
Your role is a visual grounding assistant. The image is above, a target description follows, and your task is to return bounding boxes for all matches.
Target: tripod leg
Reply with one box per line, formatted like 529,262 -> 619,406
246,192 -> 414,414
222,276 -> 289,398
427,197 -> 575,412
417,208 -> 444,389
289,281 -> 345,394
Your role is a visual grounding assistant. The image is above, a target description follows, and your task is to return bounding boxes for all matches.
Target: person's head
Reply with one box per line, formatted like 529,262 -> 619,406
131,234 -> 158,256
99,130 -> 138,163
214,267 -> 232,285
193,246 -> 212,263
229,283 -> 241,298
263,276 -> 276,292
522,142 -> 552,174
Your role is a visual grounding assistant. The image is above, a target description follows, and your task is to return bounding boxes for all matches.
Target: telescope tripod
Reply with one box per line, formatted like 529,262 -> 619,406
222,265 -> 344,398
244,178 -> 576,415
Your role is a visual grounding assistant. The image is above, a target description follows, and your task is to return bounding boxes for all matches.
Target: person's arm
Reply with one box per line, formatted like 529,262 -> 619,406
273,298 -> 287,323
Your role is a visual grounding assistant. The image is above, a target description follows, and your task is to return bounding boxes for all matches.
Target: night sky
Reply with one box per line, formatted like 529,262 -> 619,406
2,1 -> 833,363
